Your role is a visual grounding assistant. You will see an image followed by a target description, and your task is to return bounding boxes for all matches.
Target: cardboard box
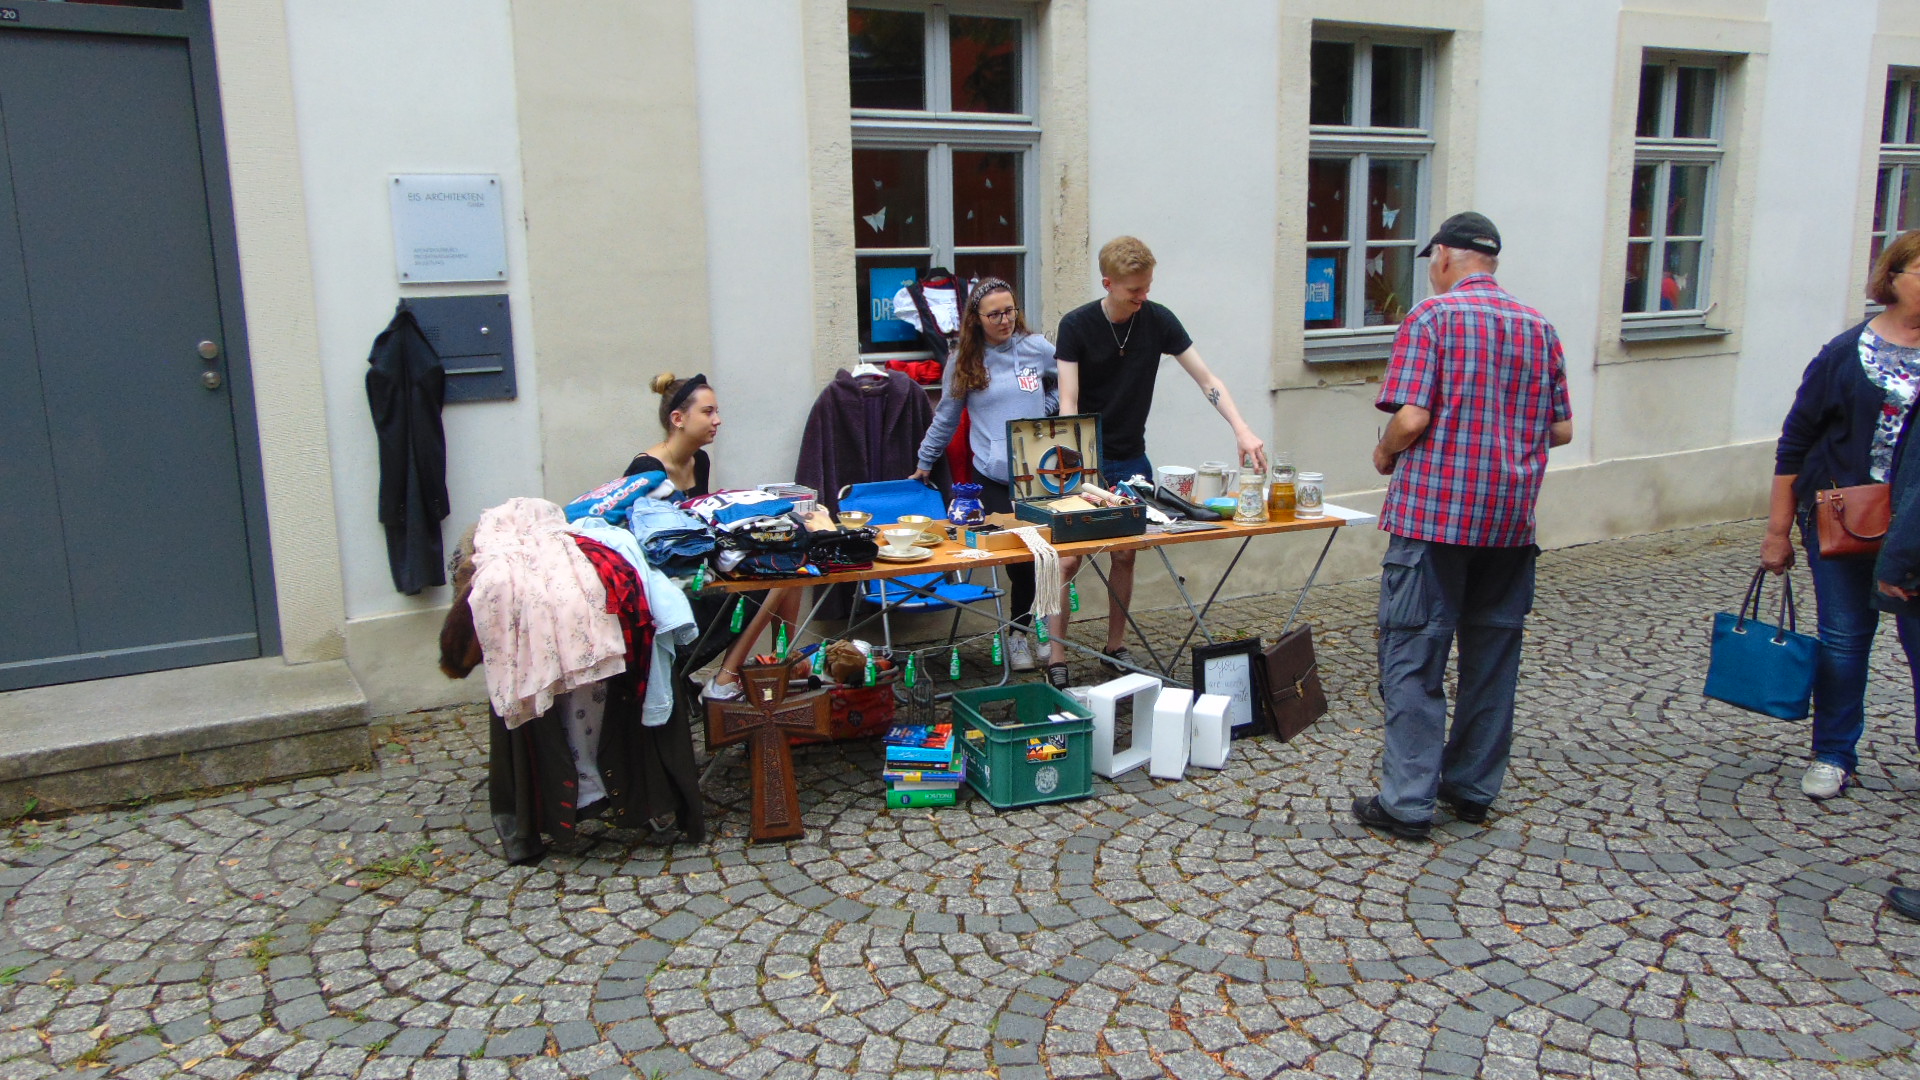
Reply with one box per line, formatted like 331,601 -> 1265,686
962,512 -> 1048,550
1005,414 -> 1147,543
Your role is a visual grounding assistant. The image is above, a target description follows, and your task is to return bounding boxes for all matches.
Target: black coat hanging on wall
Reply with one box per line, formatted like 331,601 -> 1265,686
366,303 -> 450,594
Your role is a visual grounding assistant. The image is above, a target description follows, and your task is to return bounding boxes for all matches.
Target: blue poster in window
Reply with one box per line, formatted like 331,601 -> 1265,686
869,267 -> 919,343
1304,258 -> 1337,322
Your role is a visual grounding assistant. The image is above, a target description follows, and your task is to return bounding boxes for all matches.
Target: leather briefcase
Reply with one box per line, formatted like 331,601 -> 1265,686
1257,625 -> 1328,741
1814,483 -> 1890,559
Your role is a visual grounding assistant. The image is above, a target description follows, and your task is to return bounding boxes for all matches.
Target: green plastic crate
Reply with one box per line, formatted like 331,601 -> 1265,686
951,684 -> 1094,808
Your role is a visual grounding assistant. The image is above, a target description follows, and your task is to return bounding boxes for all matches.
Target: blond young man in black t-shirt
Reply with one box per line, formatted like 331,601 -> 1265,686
1046,236 -> 1268,686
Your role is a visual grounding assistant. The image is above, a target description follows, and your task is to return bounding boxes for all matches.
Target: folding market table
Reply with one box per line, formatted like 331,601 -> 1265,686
700,503 -> 1377,688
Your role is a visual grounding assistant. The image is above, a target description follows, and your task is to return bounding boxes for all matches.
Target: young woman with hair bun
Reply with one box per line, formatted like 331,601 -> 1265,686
631,372 -> 802,701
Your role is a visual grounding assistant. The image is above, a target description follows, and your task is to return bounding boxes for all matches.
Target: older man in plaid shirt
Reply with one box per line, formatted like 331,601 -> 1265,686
1352,212 -> 1574,841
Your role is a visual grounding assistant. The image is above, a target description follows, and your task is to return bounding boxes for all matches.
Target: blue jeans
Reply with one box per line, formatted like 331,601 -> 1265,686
1100,453 -> 1153,489
1800,519 -> 1920,774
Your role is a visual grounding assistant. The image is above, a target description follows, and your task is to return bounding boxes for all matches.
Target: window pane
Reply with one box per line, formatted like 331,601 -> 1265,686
1364,247 -> 1415,326
950,15 -> 1021,114
859,256 -> 933,353
955,253 -> 1022,308
1310,41 -> 1354,126
1661,241 -> 1703,310
952,150 -> 1020,247
1672,66 -> 1716,138
852,148 -> 929,249
1307,158 -> 1349,242
1885,79 -> 1903,145
1629,164 -> 1657,238
1666,163 -> 1709,237
1367,159 -> 1417,240
1635,64 -> 1664,138
1900,165 -> 1920,231
1870,234 -> 1887,277
1908,82 -> 1920,144
1624,241 -> 1652,312
1305,249 -> 1348,329
1877,166 -> 1895,232
849,8 -> 925,110
1371,45 -> 1422,129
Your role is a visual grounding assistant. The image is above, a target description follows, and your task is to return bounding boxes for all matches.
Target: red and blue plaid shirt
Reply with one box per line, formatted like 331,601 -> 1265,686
1377,274 -> 1571,547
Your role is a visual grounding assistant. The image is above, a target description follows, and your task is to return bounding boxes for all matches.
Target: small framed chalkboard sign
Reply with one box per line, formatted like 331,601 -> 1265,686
1192,637 -> 1270,739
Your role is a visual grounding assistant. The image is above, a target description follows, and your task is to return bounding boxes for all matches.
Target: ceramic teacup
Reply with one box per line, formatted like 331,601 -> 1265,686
838,510 -> 872,529
896,514 -> 937,544
880,527 -> 920,554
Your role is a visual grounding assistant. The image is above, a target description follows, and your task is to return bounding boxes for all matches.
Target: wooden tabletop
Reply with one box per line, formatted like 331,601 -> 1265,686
703,504 -> 1376,593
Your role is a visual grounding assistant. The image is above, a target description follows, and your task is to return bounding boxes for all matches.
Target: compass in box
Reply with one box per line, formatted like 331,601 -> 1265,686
1006,413 -> 1147,543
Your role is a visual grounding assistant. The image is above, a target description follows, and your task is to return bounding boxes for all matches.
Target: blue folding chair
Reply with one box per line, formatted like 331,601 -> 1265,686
838,480 -> 1005,667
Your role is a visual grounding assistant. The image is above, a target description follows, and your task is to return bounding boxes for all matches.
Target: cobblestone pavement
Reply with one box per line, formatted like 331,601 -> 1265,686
5,520 -> 1920,1080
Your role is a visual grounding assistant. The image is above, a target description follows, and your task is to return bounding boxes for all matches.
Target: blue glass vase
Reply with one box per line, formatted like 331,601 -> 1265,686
948,482 -> 986,526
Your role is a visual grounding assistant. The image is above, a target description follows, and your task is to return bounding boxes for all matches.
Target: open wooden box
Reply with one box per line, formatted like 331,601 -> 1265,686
1005,413 -> 1147,543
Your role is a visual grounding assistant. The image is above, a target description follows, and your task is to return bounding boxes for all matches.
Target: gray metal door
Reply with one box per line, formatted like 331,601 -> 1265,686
0,4 -> 276,690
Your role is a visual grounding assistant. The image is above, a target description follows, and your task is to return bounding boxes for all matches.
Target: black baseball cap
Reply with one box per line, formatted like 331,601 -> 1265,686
1417,211 -> 1502,258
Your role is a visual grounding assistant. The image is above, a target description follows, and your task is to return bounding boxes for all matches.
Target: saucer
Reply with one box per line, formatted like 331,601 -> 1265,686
875,545 -> 935,563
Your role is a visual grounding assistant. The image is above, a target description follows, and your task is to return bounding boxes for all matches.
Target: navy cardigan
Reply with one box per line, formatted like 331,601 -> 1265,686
1876,423 -> 1920,608
1775,320 -> 1884,508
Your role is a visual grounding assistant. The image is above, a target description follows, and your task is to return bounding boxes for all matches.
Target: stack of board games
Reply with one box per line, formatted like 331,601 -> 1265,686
882,721 -> 964,808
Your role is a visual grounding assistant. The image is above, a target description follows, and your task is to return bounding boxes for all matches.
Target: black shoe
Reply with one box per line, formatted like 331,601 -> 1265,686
1351,796 -> 1431,840
1100,646 -> 1136,674
1045,663 -> 1071,691
1888,887 -> 1920,922
1438,788 -> 1492,824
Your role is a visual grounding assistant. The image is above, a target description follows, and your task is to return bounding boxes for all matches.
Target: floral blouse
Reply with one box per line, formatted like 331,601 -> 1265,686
1858,327 -> 1920,482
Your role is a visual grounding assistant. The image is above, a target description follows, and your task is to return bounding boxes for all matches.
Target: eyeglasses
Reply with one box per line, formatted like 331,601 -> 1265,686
980,307 -> 1020,323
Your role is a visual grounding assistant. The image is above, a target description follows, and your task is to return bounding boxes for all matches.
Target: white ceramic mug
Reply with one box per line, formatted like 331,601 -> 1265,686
1157,465 -> 1198,501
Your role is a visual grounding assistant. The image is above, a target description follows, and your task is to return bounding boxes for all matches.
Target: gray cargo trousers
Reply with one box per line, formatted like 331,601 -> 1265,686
1376,533 -> 1538,822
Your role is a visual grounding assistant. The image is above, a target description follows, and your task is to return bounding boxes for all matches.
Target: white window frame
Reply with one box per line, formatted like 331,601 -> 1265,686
1622,55 -> 1725,335
851,2 -> 1039,360
1872,68 -> 1920,301
1304,32 -> 1434,361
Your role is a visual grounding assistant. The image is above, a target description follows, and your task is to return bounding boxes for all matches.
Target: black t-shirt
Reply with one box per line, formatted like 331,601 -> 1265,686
624,449 -> 711,498
1054,299 -> 1192,460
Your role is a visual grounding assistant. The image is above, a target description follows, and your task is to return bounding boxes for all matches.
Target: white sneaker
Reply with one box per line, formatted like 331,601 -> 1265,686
1801,761 -> 1850,800
702,673 -> 743,702
1006,632 -> 1036,672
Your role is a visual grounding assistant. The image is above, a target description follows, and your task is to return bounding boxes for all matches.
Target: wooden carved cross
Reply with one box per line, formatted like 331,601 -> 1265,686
705,656 -> 832,842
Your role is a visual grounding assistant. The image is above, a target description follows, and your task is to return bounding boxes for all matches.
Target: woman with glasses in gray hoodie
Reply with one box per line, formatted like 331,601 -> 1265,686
909,277 -> 1058,672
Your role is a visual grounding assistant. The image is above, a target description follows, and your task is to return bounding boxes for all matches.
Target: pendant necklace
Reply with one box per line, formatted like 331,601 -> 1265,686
1105,300 -> 1137,358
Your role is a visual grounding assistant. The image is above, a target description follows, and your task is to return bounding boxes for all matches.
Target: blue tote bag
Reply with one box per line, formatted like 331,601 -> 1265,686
1703,569 -> 1819,720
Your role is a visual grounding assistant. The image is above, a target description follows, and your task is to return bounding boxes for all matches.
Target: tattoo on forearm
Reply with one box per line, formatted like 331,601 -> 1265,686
1205,386 -> 1222,410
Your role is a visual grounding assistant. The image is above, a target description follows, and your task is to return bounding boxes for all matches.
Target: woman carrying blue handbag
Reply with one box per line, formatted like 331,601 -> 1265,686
1761,231 -> 1920,800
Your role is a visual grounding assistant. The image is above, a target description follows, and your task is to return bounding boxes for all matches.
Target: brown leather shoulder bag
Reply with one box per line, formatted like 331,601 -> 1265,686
1814,482 -> 1890,559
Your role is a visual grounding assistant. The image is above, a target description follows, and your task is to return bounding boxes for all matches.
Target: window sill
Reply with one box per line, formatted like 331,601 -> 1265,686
1304,330 -> 1396,364
1618,321 -> 1731,344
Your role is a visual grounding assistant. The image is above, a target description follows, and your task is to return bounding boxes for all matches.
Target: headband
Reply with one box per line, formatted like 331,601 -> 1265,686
667,373 -> 709,414
968,277 -> 1013,311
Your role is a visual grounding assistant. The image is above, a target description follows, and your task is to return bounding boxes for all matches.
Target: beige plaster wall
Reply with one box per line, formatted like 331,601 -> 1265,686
1270,0 -> 1483,391
804,0 -> 858,384
806,0 -> 1091,380
208,0 -> 345,665
1594,9 -> 1770,368
1850,10 -> 1920,312
508,0 -> 714,503
1036,0 -> 1091,328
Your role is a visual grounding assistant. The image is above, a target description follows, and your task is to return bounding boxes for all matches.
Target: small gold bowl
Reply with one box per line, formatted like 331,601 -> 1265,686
838,511 -> 872,529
